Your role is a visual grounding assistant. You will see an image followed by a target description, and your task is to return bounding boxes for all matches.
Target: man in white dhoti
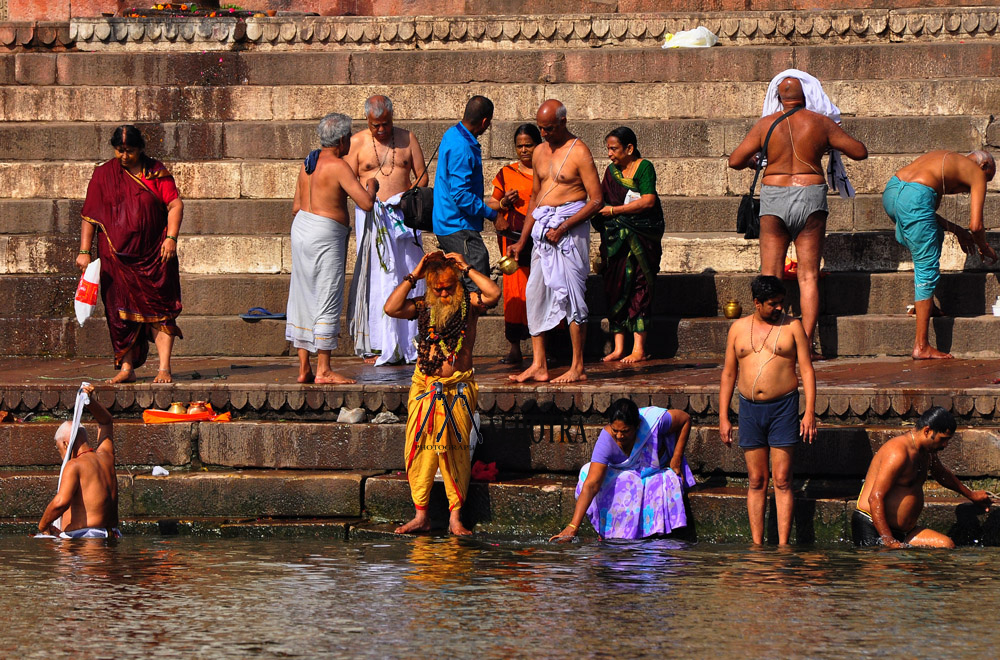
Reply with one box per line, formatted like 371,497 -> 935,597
37,385 -> 122,539
509,100 -> 603,383
729,73 -> 867,357
345,96 -> 429,365
287,113 -> 378,384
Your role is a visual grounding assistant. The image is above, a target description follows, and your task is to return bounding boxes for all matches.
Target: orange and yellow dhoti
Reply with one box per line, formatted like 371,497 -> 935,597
404,367 -> 479,511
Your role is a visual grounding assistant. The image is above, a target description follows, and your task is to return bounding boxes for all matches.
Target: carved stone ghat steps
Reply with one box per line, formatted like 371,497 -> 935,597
0,116 -> 989,162
50,8 -> 1000,52
2,357 -> 1000,420
1,79 -> 1000,122
6,271 -> 1000,320
4,193 -> 1000,238
7,420 -> 1000,479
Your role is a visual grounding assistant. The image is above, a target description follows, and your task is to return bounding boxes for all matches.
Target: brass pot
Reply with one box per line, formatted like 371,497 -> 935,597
167,402 -> 187,415
723,299 -> 743,320
186,401 -> 208,415
496,254 -> 519,276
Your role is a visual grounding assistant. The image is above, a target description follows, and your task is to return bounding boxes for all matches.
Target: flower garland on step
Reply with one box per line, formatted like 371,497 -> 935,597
416,288 -> 470,375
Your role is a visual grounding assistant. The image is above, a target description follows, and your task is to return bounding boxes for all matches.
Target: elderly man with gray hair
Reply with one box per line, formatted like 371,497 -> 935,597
884,149 -> 998,359
286,112 -> 378,384
37,385 -> 120,538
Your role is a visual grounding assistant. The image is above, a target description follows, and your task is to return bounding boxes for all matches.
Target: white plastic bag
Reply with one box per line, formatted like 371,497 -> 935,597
74,258 -> 101,327
662,26 -> 718,49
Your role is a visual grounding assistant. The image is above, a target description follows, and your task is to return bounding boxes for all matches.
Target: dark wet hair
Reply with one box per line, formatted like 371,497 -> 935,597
750,275 -> 785,303
917,406 -> 957,434
109,125 -> 146,151
606,126 -> 641,159
608,398 -> 640,427
513,123 -> 542,145
463,95 -> 494,125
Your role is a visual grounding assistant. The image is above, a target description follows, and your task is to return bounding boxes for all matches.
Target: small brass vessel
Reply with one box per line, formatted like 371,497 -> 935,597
723,299 -> 743,320
186,401 -> 208,415
496,254 -> 519,276
167,402 -> 187,415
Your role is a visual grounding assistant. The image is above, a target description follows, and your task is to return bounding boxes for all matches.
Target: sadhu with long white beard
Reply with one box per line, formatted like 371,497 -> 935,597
384,251 -> 500,535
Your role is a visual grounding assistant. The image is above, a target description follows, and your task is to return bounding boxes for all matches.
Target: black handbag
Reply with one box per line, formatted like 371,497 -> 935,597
399,142 -> 441,238
737,106 -> 803,240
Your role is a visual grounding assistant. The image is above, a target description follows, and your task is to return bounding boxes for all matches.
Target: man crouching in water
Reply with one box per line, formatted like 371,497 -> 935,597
854,407 -> 990,548
384,251 -> 500,535
720,275 -> 817,545
37,385 -> 120,538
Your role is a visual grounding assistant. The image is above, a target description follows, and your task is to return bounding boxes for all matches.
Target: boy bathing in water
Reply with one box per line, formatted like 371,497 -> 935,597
719,275 -> 817,545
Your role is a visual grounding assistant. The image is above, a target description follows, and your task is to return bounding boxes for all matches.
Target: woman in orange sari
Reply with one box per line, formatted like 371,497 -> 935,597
487,124 -> 541,365
78,125 -> 184,384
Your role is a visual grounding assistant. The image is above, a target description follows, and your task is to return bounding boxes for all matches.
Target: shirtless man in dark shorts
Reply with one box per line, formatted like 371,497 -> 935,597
720,275 -> 817,545
854,407 -> 991,548
729,77 -> 867,356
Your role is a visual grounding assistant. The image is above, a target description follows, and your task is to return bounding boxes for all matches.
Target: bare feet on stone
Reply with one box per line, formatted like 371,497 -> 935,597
602,349 -> 626,362
620,351 -> 649,364
297,369 -> 315,384
912,345 -> 953,360
363,356 -> 378,365
153,370 -> 173,384
552,368 -> 587,383
314,371 -> 356,384
510,363 -> 550,383
108,368 -> 136,384
395,511 -> 431,534
449,510 -> 472,536
499,347 -> 523,365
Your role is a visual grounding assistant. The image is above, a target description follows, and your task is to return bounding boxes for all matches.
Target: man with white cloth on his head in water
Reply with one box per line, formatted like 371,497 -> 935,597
508,99 -> 603,384
37,385 -> 121,538
346,95 -> 429,365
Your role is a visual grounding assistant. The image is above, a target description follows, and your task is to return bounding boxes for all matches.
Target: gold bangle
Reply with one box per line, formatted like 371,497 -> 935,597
567,523 -> 577,529
78,249 -> 91,255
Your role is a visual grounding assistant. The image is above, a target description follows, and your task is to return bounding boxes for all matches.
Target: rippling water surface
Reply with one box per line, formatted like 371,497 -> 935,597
2,535 -> 998,658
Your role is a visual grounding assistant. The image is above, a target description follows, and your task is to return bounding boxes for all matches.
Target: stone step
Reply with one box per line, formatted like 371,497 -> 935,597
0,115 -> 986,163
0,469 -> 376,519
1,78 -> 998,124
13,419 -> 995,478
362,473 -> 992,543
9,42 -> 1000,88
6,192 -> 999,238
6,269 -> 1000,321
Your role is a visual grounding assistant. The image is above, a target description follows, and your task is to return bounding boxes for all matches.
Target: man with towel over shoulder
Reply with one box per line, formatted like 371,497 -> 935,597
345,95 -> 429,365
37,385 -> 121,539
509,99 -> 603,384
729,70 -> 867,358
287,113 -> 378,384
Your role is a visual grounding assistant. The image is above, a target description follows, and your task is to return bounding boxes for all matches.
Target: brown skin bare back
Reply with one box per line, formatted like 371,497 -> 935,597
729,78 -> 868,354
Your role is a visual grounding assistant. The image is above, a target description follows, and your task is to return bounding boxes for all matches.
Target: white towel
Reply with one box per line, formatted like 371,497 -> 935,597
761,68 -> 855,198
53,382 -> 90,532
526,201 -> 589,335
285,210 -> 349,352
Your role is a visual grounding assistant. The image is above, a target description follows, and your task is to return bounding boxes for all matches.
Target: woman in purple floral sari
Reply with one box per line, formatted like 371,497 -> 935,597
551,399 -> 695,541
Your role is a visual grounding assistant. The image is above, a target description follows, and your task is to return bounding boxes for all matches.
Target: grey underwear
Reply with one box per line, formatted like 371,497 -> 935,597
759,184 -> 829,239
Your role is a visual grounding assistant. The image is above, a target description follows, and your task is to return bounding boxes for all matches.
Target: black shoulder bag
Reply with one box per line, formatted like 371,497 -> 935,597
736,106 -> 803,240
399,141 -> 441,240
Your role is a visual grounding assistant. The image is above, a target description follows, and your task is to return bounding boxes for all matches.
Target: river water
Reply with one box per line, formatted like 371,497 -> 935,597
2,535 -> 997,659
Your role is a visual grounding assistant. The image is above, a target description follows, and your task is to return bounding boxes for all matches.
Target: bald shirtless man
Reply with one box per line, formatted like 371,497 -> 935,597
287,113 -> 377,384
720,275 -> 817,545
730,77 -> 867,356
854,407 -> 990,548
884,151 -> 998,359
345,96 -> 428,365
37,385 -> 120,538
509,99 -> 603,384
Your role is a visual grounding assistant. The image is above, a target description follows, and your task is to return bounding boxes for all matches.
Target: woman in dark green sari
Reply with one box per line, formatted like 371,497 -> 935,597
594,127 -> 664,363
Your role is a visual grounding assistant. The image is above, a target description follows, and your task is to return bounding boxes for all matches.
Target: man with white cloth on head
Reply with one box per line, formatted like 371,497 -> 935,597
346,95 -> 429,365
729,71 -> 867,357
287,113 -> 377,384
509,99 -> 603,384
37,385 -> 121,539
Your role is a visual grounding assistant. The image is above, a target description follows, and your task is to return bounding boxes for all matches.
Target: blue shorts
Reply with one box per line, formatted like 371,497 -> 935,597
737,391 -> 800,449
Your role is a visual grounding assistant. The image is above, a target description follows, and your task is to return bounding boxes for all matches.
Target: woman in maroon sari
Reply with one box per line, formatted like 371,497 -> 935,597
77,125 -> 184,384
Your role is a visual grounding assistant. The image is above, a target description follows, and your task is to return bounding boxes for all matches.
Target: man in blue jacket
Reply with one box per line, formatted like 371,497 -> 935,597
433,95 -> 497,289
